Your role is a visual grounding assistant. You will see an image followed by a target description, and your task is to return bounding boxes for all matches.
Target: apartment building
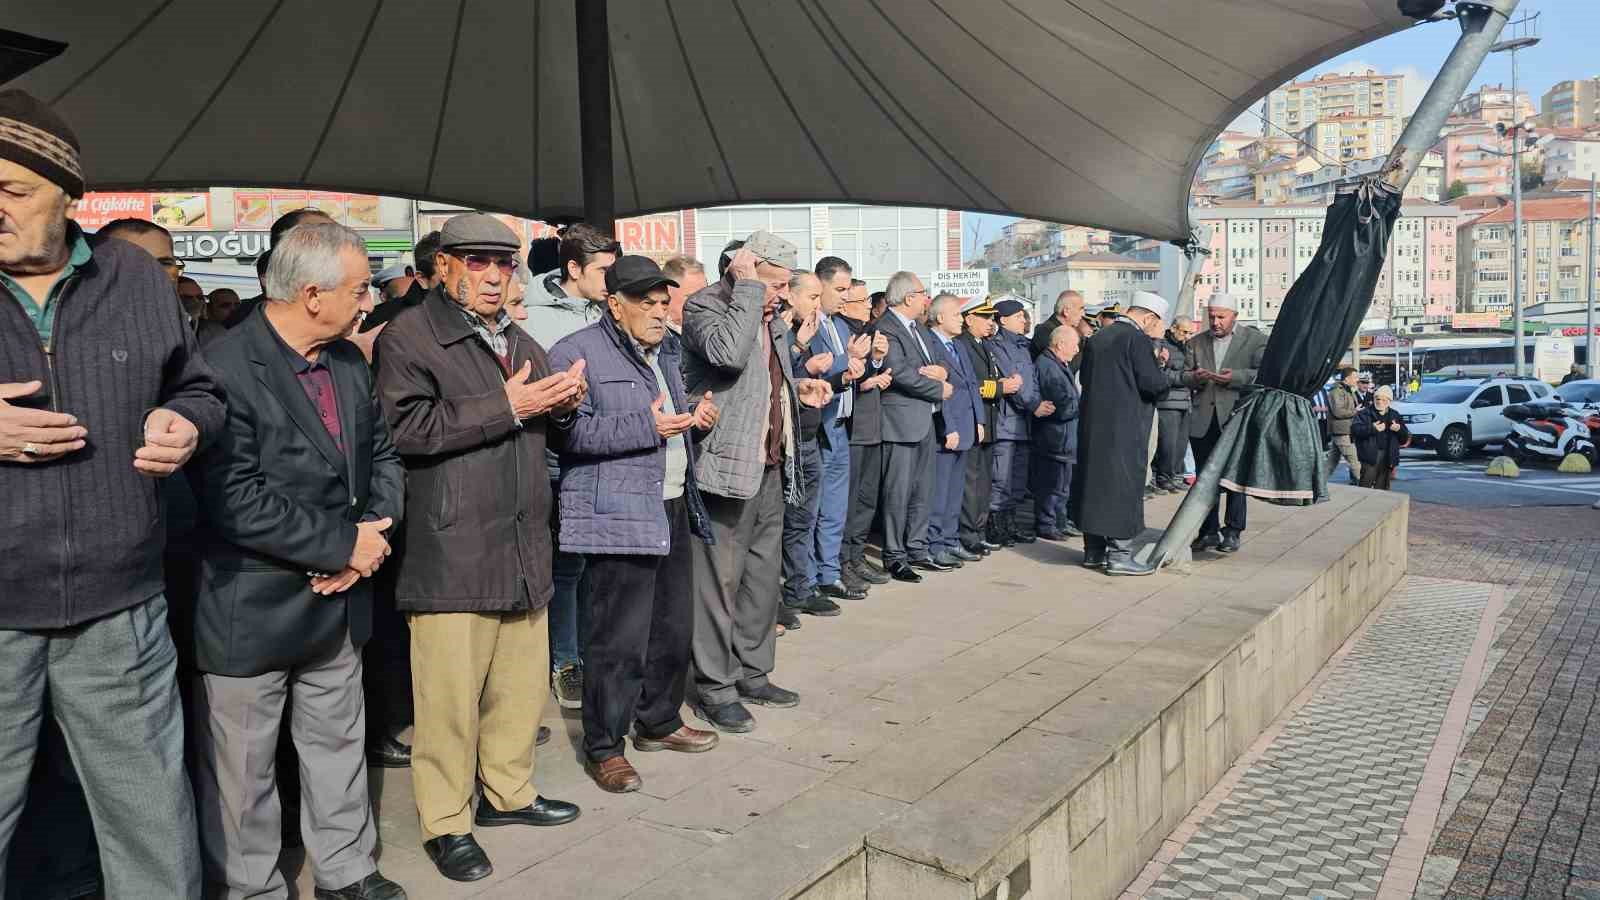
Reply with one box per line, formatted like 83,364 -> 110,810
1187,201 -> 1459,327
1290,152 -> 1445,204
1540,78 -> 1599,130
1437,124 -> 1513,196
1019,251 -> 1159,311
1265,70 -> 1403,135
1450,83 -> 1535,128
1457,197 -> 1600,314
1301,115 -> 1399,163
1542,133 -> 1600,184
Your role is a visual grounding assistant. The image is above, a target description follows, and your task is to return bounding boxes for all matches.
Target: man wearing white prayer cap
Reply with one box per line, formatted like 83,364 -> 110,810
1182,291 -> 1268,555
1068,291 -> 1183,576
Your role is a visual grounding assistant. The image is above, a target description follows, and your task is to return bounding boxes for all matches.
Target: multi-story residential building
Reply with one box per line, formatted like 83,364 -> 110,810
1018,251 -> 1159,311
1457,197 -> 1600,314
1301,115 -> 1399,163
1541,133 -> 1600,184
1450,83 -> 1535,127
1539,78 -> 1599,130
1185,201 -> 1459,328
1436,124 -> 1513,196
1289,151 -> 1445,204
1253,156 -> 1321,204
1264,70 -> 1403,135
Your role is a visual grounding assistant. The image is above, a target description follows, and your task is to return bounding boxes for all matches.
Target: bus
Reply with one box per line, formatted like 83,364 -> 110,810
1354,335 -> 1588,385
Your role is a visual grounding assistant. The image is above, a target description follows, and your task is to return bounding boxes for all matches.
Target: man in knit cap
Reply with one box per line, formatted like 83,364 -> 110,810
0,89 -> 225,897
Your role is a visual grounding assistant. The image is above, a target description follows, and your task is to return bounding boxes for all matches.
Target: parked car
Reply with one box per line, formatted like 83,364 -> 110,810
1391,377 -> 1553,461
1550,378 -> 1600,406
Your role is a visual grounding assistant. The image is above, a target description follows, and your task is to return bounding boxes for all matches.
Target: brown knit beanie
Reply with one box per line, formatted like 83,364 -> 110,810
0,89 -> 84,198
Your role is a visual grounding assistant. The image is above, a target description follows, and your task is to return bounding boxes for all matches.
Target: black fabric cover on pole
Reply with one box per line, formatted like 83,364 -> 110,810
1150,179 -> 1401,567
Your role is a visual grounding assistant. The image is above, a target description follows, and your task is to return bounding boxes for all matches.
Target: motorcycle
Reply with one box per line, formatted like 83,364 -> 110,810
1502,401 -> 1600,466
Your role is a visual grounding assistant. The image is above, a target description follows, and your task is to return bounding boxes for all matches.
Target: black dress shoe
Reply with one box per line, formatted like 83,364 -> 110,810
786,592 -> 842,616
776,604 -> 801,630
475,796 -> 581,828
537,725 -> 552,746
1105,553 -> 1157,576
366,734 -> 411,769
1036,529 -> 1066,542
840,568 -> 872,594
819,580 -> 867,601
693,700 -> 756,733
950,546 -> 982,562
932,552 -> 966,569
314,871 -> 407,899
1081,550 -> 1107,569
423,834 -> 492,883
910,556 -> 953,572
1191,532 -> 1221,553
1063,521 -> 1083,538
850,560 -> 891,585
738,682 -> 800,708
887,562 -> 923,583
979,536 -> 1002,551
1012,530 -> 1037,545
1217,531 -> 1242,554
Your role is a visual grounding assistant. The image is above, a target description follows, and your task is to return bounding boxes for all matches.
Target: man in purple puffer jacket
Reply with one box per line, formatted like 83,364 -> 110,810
547,256 -> 722,794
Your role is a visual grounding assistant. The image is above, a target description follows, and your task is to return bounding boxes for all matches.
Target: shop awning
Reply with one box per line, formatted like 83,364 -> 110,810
6,0 -> 1416,242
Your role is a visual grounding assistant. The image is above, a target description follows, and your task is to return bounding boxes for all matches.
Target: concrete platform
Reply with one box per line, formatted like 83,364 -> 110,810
287,485 -> 1407,899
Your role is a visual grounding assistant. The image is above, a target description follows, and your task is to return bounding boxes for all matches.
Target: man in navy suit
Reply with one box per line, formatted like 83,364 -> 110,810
924,294 -> 987,568
809,257 -> 870,601
1032,326 -> 1083,541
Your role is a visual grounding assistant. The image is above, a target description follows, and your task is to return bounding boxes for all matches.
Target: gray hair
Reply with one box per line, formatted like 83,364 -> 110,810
788,270 -> 819,293
1054,290 -> 1083,314
885,271 -> 921,308
1374,385 -> 1394,401
264,222 -> 369,302
927,292 -> 960,325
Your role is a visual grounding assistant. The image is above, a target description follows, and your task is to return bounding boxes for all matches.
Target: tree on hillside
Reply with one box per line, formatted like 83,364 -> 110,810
1447,179 -> 1468,200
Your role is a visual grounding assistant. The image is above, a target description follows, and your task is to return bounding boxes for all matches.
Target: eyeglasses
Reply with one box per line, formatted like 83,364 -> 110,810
157,257 -> 185,271
458,253 -> 519,274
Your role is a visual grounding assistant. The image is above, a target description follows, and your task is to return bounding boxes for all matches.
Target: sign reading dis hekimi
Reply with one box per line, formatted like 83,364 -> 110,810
930,268 -> 989,300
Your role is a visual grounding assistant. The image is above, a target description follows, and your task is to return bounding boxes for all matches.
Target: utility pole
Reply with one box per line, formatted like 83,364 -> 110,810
1490,13 -> 1540,376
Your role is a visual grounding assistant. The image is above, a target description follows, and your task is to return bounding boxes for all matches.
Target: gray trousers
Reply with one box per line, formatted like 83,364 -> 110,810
1331,435 -> 1362,483
192,637 -> 377,897
0,594 -> 201,900
692,465 -> 784,706
881,432 -> 936,564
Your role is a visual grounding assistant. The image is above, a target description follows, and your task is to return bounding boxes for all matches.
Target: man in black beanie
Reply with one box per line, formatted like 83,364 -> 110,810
0,88 -> 223,897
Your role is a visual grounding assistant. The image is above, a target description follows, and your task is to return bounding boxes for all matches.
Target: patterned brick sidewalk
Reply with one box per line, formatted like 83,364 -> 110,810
1408,505 -> 1600,900
1125,501 -> 1600,900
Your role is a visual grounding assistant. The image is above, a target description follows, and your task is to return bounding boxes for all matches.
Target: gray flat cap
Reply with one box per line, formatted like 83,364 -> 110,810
744,229 -> 798,270
440,212 -> 520,253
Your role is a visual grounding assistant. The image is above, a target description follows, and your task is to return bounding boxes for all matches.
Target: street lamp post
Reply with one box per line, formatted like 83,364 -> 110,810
1490,15 -> 1540,376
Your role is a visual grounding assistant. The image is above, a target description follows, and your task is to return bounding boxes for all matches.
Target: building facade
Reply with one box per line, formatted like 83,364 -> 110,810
1541,135 -> 1600,184
1018,252 -> 1159,312
1457,197 -> 1600,314
1450,83 -> 1535,128
1301,115 -> 1398,163
1187,201 -> 1460,328
1437,124 -> 1513,197
1265,70 -> 1403,136
1540,78 -> 1599,130
1290,152 -> 1444,204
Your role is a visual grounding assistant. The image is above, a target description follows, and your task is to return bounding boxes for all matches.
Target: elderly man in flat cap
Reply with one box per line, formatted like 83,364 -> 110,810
374,213 -> 588,883
1183,292 -> 1267,555
1071,291 -> 1180,577
680,231 -> 831,734
0,89 -> 225,897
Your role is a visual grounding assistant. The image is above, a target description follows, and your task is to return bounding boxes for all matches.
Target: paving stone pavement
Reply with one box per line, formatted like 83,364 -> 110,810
1407,507 -> 1600,900
1142,577 -> 1492,900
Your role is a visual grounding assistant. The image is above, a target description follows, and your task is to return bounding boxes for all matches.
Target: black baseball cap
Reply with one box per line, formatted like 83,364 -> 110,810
606,255 -> 678,295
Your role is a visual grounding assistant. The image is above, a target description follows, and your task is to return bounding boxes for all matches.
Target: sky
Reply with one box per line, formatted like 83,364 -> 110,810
961,0 -> 1597,259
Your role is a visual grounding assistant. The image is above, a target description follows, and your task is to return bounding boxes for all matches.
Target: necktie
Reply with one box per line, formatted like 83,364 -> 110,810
825,317 -> 852,420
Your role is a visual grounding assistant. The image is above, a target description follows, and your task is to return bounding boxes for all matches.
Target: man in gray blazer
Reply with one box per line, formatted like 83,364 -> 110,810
1183,293 -> 1268,554
873,272 -> 949,583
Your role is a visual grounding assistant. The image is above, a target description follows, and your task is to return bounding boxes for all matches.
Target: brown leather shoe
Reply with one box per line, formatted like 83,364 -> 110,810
633,725 -> 720,754
585,756 -> 642,793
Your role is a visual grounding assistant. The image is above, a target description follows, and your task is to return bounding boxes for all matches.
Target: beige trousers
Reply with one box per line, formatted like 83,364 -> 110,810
408,607 -> 549,839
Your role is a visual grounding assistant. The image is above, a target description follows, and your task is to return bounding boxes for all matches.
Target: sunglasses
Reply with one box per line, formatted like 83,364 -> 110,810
458,253 -> 519,274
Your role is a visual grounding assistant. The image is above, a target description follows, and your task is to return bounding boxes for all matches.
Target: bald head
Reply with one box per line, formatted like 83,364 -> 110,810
1049,322 -> 1080,364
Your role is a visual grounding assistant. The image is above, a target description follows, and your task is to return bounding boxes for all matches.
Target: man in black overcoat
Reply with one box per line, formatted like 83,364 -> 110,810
1069,291 -> 1178,576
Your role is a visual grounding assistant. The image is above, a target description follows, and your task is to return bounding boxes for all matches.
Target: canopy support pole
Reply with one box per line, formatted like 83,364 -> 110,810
575,0 -> 614,229
1379,0 -> 1518,193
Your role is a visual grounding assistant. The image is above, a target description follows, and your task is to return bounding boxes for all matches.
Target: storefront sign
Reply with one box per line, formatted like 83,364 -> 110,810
172,230 -> 272,259
930,268 -> 990,300
74,191 -> 211,230
235,190 -> 382,230
1451,312 -> 1503,329
616,214 -> 682,260
1560,326 -> 1600,337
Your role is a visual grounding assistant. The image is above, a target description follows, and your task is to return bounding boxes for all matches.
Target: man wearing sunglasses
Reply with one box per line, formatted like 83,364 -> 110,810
374,213 -> 588,883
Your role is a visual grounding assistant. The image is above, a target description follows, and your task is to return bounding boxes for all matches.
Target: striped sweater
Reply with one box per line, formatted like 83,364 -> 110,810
0,234 -> 225,629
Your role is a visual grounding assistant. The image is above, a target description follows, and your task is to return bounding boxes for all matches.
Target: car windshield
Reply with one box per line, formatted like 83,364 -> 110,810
1408,385 -> 1475,405
1557,384 -> 1600,403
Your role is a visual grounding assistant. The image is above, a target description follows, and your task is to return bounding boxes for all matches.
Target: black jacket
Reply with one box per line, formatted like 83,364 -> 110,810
874,309 -> 944,444
1069,319 -> 1175,539
374,288 -> 558,613
1350,406 -> 1411,467
843,315 -> 884,447
0,232 -> 225,629
1032,351 -> 1081,461
187,308 -> 405,676
1156,331 -> 1191,411
955,329 -> 1003,444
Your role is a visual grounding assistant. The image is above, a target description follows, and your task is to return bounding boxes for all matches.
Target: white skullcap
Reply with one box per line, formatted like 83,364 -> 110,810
1129,290 -> 1170,323
1206,292 -> 1238,312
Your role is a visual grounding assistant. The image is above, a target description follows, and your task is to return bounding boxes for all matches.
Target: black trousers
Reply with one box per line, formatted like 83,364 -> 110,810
580,497 -> 694,763
1154,409 -> 1189,480
1191,416 -> 1248,536
362,563 -> 412,742
960,442 -> 994,547
843,442 -> 883,566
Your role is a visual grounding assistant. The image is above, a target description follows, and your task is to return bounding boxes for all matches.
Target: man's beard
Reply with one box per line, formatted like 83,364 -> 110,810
0,214 -> 68,275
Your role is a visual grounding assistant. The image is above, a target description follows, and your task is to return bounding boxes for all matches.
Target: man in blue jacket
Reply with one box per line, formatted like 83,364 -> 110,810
986,298 -> 1048,545
1031,327 -> 1083,541
548,256 -> 722,794
924,294 -> 987,567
